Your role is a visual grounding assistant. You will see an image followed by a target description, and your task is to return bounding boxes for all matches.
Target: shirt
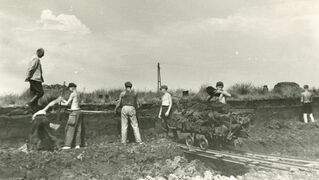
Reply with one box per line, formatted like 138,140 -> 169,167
26,56 -> 44,82
301,91 -> 313,103
161,92 -> 172,106
120,90 -> 137,107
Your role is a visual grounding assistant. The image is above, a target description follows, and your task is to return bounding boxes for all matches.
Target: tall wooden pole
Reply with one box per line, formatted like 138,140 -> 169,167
157,62 -> 161,93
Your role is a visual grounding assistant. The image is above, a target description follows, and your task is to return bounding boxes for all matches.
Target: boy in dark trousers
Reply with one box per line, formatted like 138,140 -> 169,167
61,83 -> 84,150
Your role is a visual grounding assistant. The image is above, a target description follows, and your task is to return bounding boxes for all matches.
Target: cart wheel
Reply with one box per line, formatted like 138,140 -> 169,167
199,136 -> 209,151
186,135 -> 195,147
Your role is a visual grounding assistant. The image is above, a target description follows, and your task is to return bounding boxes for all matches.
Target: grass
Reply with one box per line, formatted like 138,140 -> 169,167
0,85 -> 193,107
196,82 -> 319,101
1,82 -> 318,106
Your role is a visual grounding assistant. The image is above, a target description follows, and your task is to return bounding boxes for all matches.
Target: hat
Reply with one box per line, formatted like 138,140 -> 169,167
216,81 -> 224,87
68,83 -> 77,88
125,81 -> 132,88
160,85 -> 168,90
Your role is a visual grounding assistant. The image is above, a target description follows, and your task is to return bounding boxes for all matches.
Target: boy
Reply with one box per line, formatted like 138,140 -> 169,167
215,81 -> 231,104
158,85 -> 173,136
301,85 -> 315,123
207,81 -> 231,104
30,97 -> 63,150
114,81 -> 143,145
61,83 -> 83,150
25,48 -> 45,111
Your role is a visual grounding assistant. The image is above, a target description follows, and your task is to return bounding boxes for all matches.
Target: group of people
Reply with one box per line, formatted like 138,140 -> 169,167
25,48 -> 178,149
25,48 -> 315,150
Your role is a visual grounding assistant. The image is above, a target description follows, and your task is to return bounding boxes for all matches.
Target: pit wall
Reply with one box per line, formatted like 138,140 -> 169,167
0,106 -> 159,142
0,98 -> 318,142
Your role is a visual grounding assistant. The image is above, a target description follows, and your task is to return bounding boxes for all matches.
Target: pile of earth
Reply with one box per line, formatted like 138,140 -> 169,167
237,118 -> 319,158
169,100 -> 254,143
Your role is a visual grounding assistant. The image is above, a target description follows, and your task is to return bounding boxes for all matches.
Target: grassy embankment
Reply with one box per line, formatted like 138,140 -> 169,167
1,82 -> 318,106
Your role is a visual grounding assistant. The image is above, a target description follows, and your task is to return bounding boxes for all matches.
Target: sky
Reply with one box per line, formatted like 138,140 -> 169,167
1,0 -> 319,94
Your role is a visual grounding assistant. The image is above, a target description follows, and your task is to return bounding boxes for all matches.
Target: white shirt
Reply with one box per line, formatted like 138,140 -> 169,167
161,92 -> 172,106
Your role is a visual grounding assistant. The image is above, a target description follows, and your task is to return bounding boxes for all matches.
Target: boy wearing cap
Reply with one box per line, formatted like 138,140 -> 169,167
158,85 -> 173,136
61,83 -> 83,150
114,81 -> 143,144
215,81 -> 231,104
301,85 -> 315,123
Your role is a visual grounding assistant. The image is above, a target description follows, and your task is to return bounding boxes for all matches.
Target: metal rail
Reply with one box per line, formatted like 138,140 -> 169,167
179,145 -> 319,172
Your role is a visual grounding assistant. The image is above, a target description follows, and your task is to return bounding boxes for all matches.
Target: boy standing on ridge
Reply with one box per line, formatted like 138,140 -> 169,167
114,81 -> 143,145
25,48 -> 45,111
301,85 -> 315,123
61,83 -> 84,150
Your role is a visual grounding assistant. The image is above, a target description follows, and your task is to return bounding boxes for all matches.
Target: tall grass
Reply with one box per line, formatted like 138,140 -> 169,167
1,82 -> 318,106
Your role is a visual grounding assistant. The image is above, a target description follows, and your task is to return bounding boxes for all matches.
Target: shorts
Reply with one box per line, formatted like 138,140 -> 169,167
302,103 -> 313,114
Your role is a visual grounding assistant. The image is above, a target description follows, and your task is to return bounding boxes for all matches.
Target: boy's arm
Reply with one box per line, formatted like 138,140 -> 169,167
301,94 -> 304,103
114,92 -> 123,111
222,90 -> 231,97
135,93 -> 139,109
207,95 -> 213,102
32,97 -> 62,120
167,94 -> 173,114
158,106 -> 162,118
25,58 -> 39,81
61,93 -> 74,106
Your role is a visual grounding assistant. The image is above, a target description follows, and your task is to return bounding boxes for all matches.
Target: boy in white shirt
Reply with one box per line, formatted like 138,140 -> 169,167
158,85 -> 173,137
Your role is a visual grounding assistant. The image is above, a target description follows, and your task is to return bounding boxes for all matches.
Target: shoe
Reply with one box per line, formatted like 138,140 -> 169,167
61,146 -> 71,150
75,145 -> 80,149
138,142 -> 144,145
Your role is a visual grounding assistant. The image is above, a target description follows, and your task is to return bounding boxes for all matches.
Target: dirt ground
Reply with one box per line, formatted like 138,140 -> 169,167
2,103 -> 319,179
1,135 -> 319,180
236,119 -> 319,159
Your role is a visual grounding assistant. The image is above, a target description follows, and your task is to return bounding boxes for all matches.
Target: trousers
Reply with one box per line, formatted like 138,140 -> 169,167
64,111 -> 84,147
121,106 -> 142,143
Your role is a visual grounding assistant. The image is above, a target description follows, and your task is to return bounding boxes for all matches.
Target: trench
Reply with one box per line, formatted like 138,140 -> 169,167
1,101 -> 319,177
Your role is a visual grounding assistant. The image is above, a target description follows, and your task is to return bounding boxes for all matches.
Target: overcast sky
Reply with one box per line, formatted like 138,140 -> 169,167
1,0 -> 319,94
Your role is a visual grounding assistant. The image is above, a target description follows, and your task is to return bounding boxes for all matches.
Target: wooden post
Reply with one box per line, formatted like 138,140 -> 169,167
157,63 -> 161,93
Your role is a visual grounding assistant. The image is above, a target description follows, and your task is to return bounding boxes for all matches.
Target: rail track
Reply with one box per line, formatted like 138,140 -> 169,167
179,144 -> 319,172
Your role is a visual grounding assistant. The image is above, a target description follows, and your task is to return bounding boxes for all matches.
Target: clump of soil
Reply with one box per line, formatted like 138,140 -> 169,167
169,100 -> 253,143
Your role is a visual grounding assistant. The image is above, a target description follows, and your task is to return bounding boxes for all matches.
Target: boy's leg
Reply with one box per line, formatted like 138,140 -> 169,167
29,80 -> 44,106
303,113 -> 308,123
121,107 -> 129,144
129,108 -> 142,143
310,113 -> 315,122
64,124 -> 75,147
75,115 -> 83,146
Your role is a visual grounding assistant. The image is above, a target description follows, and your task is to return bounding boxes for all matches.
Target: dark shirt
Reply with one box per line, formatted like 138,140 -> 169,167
121,90 -> 137,107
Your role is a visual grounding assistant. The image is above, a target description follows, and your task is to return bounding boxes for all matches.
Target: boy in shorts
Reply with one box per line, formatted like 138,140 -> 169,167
301,85 -> 315,123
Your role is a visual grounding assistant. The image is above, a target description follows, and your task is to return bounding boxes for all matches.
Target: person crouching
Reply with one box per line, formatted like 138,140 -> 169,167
61,83 -> 84,150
